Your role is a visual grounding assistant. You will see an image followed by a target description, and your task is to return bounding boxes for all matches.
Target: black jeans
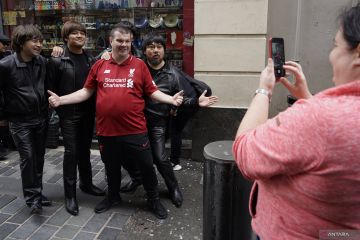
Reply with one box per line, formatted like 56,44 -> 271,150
169,108 -> 197,165
60,113 -> 95,196
9,118 -> 48,206
98,133 -> 159,200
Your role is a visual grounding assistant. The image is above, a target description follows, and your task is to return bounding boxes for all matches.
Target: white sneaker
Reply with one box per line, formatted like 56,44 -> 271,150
172,164 -> 182,171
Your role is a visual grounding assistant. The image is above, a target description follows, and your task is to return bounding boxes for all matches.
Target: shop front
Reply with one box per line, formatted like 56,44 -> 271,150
0,0 -> 194,75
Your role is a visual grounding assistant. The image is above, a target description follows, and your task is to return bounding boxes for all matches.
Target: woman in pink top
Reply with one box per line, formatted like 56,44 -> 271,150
233,3 -> 360,240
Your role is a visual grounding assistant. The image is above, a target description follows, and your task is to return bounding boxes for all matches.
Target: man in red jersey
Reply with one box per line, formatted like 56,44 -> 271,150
48,24 -> 183,219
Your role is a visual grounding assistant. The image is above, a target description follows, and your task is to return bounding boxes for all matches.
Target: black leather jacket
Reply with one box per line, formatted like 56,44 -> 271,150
47,47 -> 96,118
0,53 -> 48,121
145,62 -> 198,117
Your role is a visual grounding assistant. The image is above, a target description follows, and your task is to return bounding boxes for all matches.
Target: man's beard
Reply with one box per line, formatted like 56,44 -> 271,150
148,57 -> 163,66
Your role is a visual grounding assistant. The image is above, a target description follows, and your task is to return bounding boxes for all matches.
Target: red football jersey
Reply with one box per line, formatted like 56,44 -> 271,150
84,55 -> 157,136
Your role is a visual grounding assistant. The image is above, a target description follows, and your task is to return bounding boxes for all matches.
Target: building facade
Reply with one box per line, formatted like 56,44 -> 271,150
191,0 -> 354,160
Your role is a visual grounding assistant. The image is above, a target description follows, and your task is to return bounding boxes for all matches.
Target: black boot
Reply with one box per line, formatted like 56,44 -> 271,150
80,183 -> 105,196
120,180 -> 142,193
147,198 -> 168,219
64,180 -> 79,216
41,194 -> 52,207
94,195 -> 121,214
65,197 -> 79,216
169,187 -> 183,208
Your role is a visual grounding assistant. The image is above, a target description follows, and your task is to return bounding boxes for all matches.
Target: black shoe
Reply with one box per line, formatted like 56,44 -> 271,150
80,184 -> 105,196
65,197 -> 79,216
147,198 -> 168,219
94,196 -> 121,214
170,188 -> 183,208
120,180 -> 142,193
41,195 -> 52,207
30,202 -> 42,214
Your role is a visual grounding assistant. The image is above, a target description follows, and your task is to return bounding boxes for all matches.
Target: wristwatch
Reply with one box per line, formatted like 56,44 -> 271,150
255,88 -> 272,101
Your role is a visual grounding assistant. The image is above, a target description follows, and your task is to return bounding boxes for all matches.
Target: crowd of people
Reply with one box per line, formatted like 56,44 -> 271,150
0,20 -> 217,219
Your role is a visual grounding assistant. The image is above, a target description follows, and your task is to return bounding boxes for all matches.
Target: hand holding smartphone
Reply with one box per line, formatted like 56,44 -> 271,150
268,37 -> 285,79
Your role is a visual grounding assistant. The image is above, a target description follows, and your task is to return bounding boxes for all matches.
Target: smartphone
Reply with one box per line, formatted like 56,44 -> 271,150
268,37 -> 285,78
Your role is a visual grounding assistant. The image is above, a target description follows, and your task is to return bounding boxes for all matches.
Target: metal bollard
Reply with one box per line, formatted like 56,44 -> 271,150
203,140 -> 255,240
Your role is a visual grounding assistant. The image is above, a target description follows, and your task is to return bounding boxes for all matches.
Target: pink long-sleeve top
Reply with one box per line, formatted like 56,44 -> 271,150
233,80 -> 360,240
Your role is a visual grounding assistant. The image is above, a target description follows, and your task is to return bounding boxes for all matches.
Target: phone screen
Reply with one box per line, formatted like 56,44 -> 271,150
270,38 -> 285,78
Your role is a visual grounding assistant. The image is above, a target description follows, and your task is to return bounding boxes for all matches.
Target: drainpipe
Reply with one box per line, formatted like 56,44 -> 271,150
293,0 -> 302,62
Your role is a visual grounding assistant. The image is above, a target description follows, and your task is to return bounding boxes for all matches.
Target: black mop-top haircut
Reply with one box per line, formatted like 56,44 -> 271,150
142,32 -> 166,52
11,24 -> 43,53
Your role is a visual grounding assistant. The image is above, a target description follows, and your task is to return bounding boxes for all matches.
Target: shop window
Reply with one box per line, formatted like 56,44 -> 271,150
1,0 -> 187,70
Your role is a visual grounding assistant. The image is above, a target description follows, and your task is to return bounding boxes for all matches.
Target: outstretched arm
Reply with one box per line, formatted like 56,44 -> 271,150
150,90 -> 184,106
48,88 -> 95,108
198,90 -> 218,107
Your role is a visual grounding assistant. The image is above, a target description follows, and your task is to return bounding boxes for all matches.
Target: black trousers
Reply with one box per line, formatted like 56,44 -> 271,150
169,108 -> 197,165
0,124 -> 8,155
0,122 -> 16,150
60,112 -> 95,197
146,114 -> 179,192
98,133 -> 159,200
9,118 -> 48,206
123,114 -> 181,192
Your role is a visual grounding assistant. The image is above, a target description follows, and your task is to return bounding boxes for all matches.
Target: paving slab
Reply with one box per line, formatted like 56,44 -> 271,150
0,148 -> 203,240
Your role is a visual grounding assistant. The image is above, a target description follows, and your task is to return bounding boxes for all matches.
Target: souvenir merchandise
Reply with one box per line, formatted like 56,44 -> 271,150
166,30 -> 183,50
164,14 -> 179,28
134,16 -> 149,28
149,15 -> 163,28
16,0 -> 186,73
35,0 -> 63,10
65,0 -> 80,9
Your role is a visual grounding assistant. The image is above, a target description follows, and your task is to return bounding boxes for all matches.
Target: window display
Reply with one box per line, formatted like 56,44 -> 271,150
1,0 -> 184,69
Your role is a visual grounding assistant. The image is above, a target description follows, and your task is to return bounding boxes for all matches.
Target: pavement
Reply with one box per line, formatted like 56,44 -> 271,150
0,146 -> 203,240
